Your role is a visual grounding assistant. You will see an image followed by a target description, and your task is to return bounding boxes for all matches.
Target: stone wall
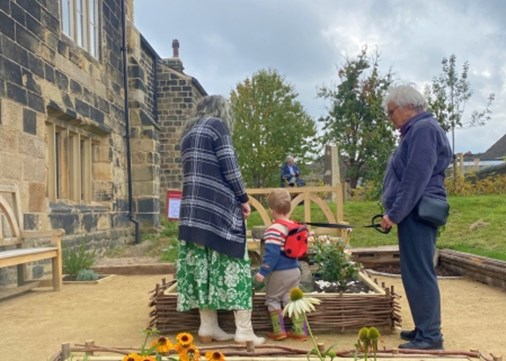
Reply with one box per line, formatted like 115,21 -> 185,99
156,41 -> 207,213
127,30 -> 161,229
0,0 -> 208,287
0,0 -> 135,284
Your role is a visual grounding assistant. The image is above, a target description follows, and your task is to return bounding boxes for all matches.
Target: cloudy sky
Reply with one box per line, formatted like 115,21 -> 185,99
133,0 -> 506,154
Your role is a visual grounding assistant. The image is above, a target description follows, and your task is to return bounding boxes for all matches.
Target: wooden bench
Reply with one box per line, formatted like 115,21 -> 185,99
0,184 -> 64,300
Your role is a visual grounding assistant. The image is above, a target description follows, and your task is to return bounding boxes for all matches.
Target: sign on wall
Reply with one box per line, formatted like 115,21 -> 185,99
166,190 -> 182,220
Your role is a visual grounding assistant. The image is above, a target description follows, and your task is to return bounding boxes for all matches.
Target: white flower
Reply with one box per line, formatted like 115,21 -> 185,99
283,287 -> 321,318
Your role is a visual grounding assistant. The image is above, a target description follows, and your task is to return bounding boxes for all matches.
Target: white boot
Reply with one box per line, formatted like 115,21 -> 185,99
198,309 -> 235,343
234,309 -> 265,346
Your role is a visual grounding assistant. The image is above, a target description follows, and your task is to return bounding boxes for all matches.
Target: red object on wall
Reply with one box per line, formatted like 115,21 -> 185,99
166,190 -> 182,220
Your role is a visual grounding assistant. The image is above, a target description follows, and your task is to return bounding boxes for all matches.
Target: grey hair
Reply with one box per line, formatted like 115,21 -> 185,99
184,95 -> 235,133
382,83 -> 428,112
286,155 -> 295,162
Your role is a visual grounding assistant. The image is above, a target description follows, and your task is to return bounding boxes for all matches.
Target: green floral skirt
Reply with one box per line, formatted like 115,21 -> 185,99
176,241 -> 253,312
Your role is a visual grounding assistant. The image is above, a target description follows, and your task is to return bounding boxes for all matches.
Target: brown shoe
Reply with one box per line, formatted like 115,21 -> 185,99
286,332 -> 308,341
267,331 -> 287,341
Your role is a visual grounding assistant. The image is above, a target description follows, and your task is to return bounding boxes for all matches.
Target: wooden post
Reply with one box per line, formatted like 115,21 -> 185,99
457,153 -> 464,177
473,158 -> 480,172
84,340 -> 95,356
324,144 -> 340,201
61,342 -> 71,360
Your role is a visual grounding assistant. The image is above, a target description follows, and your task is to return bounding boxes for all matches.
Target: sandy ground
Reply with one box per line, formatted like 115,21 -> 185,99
0,271 -> 505,361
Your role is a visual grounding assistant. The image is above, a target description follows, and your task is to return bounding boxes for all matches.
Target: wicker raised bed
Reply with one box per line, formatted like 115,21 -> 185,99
148,271 -> 401,334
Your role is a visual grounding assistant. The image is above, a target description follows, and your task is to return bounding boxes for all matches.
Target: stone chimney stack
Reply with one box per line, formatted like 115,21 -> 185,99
172,39 -> 179,58
163,38 -> 184,72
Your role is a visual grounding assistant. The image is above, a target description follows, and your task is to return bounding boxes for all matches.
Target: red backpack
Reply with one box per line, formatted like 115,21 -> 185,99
275,219 -> 309,259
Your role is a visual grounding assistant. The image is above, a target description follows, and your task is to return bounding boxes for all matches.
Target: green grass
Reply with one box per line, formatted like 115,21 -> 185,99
127,194 -> 506,263
248,194 -> 506,261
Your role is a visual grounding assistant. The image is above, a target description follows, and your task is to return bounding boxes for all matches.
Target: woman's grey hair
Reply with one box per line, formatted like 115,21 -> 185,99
286,155 -> 295,162
382,83 -> 428,113
184,95 -> 235,133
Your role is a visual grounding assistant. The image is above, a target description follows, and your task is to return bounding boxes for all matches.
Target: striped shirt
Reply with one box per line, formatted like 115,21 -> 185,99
258,221 -> 299,277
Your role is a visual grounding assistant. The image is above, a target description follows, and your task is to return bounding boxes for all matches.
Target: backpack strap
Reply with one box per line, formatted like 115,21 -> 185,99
274,219 -> 298,230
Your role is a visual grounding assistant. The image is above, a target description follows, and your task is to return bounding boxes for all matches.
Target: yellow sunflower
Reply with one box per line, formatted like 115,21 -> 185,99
122,353 -> 141,361
205,350 -> 226,361
176,332 -> 194,346
283,287 -> 321,318
175,342 -> 198,354
150,336 -> 173,354
179,344 -> 201,361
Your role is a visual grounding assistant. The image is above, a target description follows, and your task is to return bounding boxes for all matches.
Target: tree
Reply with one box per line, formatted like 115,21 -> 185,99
230,69 -> 317,188
318,48 -> 395,190
424,54 -> 495,182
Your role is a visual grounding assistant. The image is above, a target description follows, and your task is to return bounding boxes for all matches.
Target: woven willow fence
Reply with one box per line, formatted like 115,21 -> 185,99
148,272 -> 401,335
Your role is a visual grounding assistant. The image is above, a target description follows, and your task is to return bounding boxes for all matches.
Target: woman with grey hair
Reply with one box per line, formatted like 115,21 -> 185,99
280,155 -> 304,187
178,95 -> 264,346
380,84 -> 452,350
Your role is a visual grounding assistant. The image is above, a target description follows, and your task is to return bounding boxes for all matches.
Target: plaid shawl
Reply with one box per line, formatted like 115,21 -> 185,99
178,117 -> 249,258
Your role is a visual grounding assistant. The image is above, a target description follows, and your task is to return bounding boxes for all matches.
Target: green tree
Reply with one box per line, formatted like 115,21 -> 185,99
318,48 -> 395,191
230,69 -> 317,188
424,54 -> 495,182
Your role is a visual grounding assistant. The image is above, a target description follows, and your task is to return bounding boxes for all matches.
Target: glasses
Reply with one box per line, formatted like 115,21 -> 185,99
387,106 -> 399,118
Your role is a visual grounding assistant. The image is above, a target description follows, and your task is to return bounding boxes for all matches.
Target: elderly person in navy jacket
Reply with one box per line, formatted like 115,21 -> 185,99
280,156 -> 304,187
380,84 -> 452,350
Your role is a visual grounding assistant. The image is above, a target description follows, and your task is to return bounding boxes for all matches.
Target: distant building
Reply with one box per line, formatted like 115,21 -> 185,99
482,134 -> 506,160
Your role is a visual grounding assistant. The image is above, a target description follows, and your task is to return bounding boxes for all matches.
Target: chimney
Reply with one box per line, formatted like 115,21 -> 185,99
163,38 -> 184,72
172,39 -> 180,58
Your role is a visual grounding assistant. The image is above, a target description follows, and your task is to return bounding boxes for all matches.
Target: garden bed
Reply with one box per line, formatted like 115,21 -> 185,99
148,271 -> 401,334
62,274 -> 115,284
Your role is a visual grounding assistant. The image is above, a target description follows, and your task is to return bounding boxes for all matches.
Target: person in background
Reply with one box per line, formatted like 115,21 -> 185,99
380,84 -> 452,350
280,156 -> 304,187
255,188 -> 307,341
177,95 -> 264,346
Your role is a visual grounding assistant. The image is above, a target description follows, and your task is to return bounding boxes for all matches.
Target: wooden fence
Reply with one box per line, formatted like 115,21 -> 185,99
246,185 -> 349,239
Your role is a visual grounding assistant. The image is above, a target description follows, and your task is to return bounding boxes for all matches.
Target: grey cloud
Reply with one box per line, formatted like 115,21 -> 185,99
134,0 -> 506,153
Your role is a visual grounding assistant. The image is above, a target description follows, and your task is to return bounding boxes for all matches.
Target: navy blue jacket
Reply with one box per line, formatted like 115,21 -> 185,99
382,112 -> 452,224
280,162 -> 303,186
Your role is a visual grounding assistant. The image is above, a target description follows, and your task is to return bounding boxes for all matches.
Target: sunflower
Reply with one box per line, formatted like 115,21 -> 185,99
283,287 -> 321,318
205,350 -> 226,361
179,344 -> 201,361
122,353 -> 141,361
175,342 -> 198,354
176,332 -> 194,346
150,336 -> 173,354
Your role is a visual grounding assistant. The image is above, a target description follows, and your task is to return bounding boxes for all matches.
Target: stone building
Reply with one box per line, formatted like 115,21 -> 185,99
0,0 -> 205,285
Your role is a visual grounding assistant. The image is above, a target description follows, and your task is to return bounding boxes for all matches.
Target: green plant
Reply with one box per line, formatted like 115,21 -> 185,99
160,238 -> 179,262
356,326 -> 380,361
76,269 -> 99,281
309,236 -> 360,290
63,240 -> 97,277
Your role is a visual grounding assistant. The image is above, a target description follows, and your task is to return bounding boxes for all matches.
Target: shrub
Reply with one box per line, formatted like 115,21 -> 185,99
309,236 -> 360,291
446,174 -> 506,195
76,269 -> 100,281
63,240 -> 97,277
